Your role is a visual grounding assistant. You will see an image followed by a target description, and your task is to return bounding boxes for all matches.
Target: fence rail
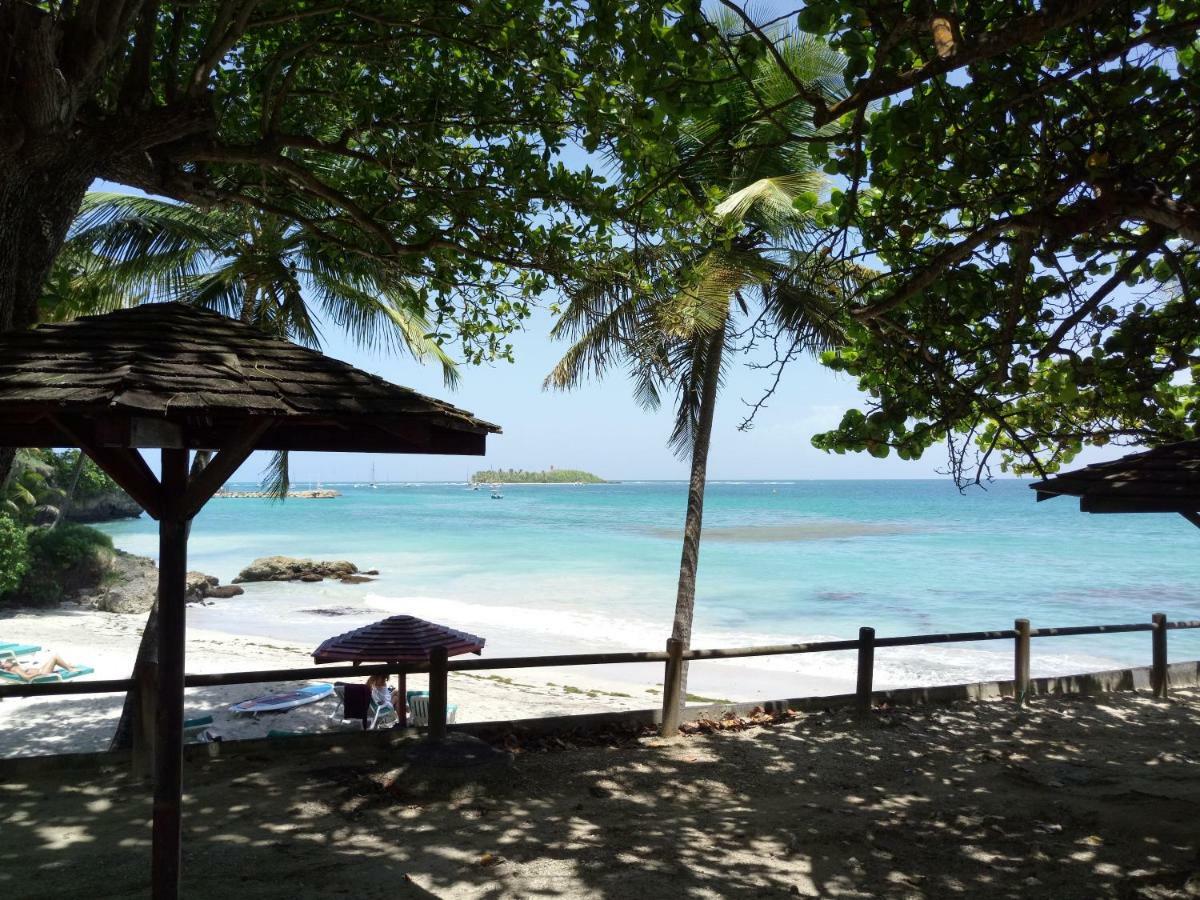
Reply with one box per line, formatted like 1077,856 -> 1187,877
2,615 -> 1198,738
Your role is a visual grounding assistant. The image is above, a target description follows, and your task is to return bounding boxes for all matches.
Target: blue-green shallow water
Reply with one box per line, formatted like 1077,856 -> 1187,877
96,479 -> 1200,697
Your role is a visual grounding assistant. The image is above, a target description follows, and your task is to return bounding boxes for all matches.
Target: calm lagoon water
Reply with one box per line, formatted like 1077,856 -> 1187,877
96,479 -> 1200,699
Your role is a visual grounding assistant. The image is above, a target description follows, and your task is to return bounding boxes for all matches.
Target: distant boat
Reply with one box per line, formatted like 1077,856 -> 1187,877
491,486 -> 503,499
370,464 -> 378,489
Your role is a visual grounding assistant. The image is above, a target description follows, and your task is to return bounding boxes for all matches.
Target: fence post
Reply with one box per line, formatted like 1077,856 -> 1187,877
428,646 -> 449,740
1014,618 -> 1031,706
1151,612 -> 1168,698
660,638 -> 685,737
855,627 -> 875,717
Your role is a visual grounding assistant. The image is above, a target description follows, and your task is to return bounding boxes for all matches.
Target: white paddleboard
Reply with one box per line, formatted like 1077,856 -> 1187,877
229,682 -> 334,714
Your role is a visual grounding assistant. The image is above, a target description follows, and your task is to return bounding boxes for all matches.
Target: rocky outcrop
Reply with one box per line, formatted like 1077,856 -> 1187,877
87,551 -> 241,613
89,552 -> 158,613
65,491 -> 142,523
233,556 -> 373,584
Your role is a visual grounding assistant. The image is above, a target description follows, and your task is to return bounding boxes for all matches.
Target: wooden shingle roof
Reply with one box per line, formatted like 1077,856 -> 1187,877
0,302 -> 499,454
1030,440 -> 1200,514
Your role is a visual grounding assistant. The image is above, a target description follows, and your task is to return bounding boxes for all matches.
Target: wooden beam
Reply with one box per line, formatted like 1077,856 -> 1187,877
87,445 -> 165,522
1082,497 -> 1200,514
49,415 -> 165,520
152,448 -> 190,900
179,420 -> 272,519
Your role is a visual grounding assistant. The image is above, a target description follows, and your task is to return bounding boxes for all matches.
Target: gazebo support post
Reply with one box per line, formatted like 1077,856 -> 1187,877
428,647 -> 449,740
152,448 -> 190,900
397,669 -> 407,728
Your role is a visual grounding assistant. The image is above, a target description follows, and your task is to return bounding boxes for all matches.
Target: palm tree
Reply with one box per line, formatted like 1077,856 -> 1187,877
54,194 -> 463,750
59,192 -> 460,492
546,20 -> 857,703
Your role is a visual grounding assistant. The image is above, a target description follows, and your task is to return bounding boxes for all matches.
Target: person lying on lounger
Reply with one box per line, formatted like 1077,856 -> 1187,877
0,653 -> 78,681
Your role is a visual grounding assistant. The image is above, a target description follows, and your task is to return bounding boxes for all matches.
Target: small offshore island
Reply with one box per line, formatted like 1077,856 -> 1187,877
470,467 -> 609,484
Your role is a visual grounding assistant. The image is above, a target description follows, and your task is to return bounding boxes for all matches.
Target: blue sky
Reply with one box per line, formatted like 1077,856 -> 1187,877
222,307 -> 1123,485
232,304 -> 944,484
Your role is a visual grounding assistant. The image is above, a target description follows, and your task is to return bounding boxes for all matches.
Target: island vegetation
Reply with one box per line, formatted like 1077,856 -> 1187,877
0,450 -> 123,607
471,468 -> 608,484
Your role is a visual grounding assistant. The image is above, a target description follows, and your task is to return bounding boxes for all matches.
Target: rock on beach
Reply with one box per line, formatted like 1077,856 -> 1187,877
86,551 -> 241,613
233,556 -> 373,584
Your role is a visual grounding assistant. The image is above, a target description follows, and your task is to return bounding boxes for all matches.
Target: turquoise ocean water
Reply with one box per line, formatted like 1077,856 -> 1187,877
96,479 -> 1200,700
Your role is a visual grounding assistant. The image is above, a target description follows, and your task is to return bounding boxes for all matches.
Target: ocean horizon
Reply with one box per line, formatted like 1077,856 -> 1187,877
95,478 -> 1200,701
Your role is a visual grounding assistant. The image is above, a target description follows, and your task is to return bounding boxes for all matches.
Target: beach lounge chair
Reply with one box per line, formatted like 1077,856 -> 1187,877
0,643 -> 41,660
332,683 -> 396,730
0,665 -> 94,684
408,694 -> 457,727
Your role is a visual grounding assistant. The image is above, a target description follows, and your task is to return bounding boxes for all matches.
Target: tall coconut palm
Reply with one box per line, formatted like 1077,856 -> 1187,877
547,19 -> 859,702
59,192 -> 460,493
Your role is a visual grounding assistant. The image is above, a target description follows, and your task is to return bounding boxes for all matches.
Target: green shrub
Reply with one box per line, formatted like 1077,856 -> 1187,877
0,514 -> 30,597
17,523 -> 113,606
49,450 -> 121,501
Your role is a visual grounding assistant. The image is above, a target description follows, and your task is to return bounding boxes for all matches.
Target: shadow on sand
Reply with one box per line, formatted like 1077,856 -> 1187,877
2,689 -> 1199,898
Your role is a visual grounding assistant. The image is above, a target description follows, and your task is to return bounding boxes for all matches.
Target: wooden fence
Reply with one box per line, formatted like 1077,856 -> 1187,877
1,613 -> 1198,743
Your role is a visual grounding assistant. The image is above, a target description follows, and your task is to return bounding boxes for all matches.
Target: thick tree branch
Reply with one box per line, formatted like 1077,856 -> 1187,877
1099,183 -> 1200,244
816,0 -> 1111,125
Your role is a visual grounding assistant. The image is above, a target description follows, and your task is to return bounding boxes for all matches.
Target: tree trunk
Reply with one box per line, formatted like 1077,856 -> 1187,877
669,326 -> 726,704
110,451 -> 208,752
52,451 -> 86,529
109,602 -> 158,752
0,158 -> 93,489
0,162 -> 93,332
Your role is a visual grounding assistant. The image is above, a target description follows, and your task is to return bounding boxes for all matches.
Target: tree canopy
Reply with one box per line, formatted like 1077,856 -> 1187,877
0,1 -> 718,359
740,1 -> 1200,481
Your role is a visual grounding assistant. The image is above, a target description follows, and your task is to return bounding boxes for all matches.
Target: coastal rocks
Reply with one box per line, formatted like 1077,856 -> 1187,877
233,556 -> 374,585
65,490 -> 142,523
89,552 -> 157,613
88,551 -> 240,613
31,505 -> 60,527
299,606 -> 360,617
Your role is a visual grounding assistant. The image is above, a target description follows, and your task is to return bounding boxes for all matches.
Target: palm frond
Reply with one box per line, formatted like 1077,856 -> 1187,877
259,450 -> 290,501
713,173 -> 825,231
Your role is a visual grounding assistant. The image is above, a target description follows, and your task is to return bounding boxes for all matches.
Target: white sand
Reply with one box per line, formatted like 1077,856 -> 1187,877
0,605 -> 657,758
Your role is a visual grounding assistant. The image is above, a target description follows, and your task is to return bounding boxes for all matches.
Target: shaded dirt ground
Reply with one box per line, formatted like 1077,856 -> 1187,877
2,688 -> 1199,899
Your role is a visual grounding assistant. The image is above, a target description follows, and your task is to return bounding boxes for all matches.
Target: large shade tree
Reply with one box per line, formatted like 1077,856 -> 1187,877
729,1 -> 1200,480
0,1 -> 717,344
0,0 -> 720,487
548,19 -> 851,697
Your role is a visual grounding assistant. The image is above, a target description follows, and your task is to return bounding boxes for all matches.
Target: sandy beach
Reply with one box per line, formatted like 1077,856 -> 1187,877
0,605 -> 658,758
3,687 -> 1198,897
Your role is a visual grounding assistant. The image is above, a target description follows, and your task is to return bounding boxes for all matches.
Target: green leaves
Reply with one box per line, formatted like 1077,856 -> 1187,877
11,1 -> 732,363
806,0 -> 1200,484
550,16 -> 855,457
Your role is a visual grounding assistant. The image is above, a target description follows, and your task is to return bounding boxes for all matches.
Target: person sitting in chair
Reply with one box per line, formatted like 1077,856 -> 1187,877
0,652 -> 78,681
362,672 -> 400,729
365,673 -> 392,708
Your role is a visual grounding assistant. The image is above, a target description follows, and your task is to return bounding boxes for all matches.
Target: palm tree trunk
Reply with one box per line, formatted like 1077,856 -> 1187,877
52,451 -> 86,529
669,326 -> 725,705
240,284 -> 258,323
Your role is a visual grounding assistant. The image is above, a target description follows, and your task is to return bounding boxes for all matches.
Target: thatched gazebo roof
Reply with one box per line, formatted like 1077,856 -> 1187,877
314,615 -> 485,664
1030,440 -> 1200,528
0,301 -> 498,455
